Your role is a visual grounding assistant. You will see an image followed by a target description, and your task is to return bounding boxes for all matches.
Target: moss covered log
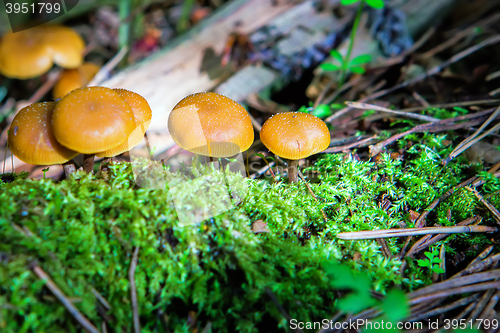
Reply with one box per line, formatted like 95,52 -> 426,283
1,133 -> 499,332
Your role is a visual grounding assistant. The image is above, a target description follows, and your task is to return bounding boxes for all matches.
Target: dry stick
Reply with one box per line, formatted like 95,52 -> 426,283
250,161 -> 275,179
345,101 -> 439,122
458,252 -> 500,277
398,174 -> 480,262
322,135 -> 377,154
129,246 -> 140,333
401,99 -> 500,113
409,282 -> 500,306
407,294 -> 480,322
369,116 -> 488,157
265,287 -> 305,333
28,69 -> 62,104
325,34 -> 500,123
336,225 -> 496,240
406,216 -> 479,259
87,46 -> 129,87
298,171 -> 328,221
466,186 -> 500,223
32,265 -> 101,333
468,289 -> 496,322
479,289 -> 500,321
444,120 -> 500,165
420,13 -> 500,59
321,75 -> 364,106
412,91 -> 430,107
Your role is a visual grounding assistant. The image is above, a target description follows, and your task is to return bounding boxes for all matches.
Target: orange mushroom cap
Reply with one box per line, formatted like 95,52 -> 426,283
8,102 -> 79,165
168,92 -> 254,157
95,89 -> 152,157
0,25 -> 85,79
260,112 -> 330,160
52,62 -> 100,99
52,87 -> 136,154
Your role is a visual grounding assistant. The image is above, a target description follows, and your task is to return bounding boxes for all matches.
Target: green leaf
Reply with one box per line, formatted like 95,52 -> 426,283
341,0 -> 360,5
381,289 -> 408,321
312,104 -> 331,118
365,0 -> 384,9
350,54 -> 372,65
338,291 -> 377,313
417,259 -> 430,268
349,66 -> 366,74
320,63 -> 341,71
330,50 -> 344,65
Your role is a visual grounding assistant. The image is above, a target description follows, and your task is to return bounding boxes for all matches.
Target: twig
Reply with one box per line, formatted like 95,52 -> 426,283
29,69 -> 61,103
265,287 -> 305,333
409,281 -> 500,305
345,101 -> 439,122
129,246 -> 140,333
325,34 -> 500,123
32,265 -> 100,333
336,225 -> 496,240
250,161 -> 275,179
444,106 -> 500,164
465,186 -> 500,223
402,99 -> 500,113
407,294 -> 480,322
298,171 -> 327,221
406,216 -> 479,259
87,46 -> 129,87
91,288 -> 111,311
468,289 -> 496,322
322,135 -> 377,154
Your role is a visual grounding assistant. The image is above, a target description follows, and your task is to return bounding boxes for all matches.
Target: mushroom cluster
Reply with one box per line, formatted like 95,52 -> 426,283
8,86 -> 152,177
260,112 -> 330,183
0,25 -> 85,79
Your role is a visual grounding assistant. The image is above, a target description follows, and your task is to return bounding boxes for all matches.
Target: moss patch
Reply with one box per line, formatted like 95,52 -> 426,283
1,133 -> 499,332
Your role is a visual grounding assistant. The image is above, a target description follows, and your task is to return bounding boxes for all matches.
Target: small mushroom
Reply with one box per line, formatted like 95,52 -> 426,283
260,112 -> 330,183
0,25 -> 85,79
168,92 -> 254,158
52,62 -> 100,99
52,86 -> 136,173
7,102 -> 79,177
95,88 -> 152,159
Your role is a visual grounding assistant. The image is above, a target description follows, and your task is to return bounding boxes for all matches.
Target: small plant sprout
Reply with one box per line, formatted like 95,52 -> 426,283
42,167 -> 49,179
260,112 -> 330,183
417,249 -> 445,274
321,0 -> 384,87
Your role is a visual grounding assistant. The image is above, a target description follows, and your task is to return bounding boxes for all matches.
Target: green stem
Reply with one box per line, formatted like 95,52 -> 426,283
339,0 -> 364,87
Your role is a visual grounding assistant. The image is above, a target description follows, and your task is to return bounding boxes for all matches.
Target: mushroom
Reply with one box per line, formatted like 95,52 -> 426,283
52,86 -> 136,173
0,25 -> 85,79
167,92 -> 254,159
7,102 -> 79,177
260,112 -> 330,183
95,88 -> 152,160
52,62 -> 100,99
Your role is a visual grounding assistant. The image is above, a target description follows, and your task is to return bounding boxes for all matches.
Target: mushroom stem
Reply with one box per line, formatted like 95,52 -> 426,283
83,154 -> 95,173
288,159 -> 299,183
63,160 -> 76,179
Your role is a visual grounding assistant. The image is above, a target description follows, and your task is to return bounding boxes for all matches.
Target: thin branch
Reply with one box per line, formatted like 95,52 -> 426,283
409,281 -> 500,305
87,46 -> 129,87
326,34 -> 500,123
336,225 -> 496,240
465,186 -> 500,223
322,135 -> 377,154
345,101 -> 439,122
129,247 -> 140,333
32,265 -> 100,333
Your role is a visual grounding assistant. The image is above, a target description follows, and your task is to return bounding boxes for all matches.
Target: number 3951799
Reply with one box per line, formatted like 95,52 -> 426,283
443,319 -> 498,330
5,2 -> 62,14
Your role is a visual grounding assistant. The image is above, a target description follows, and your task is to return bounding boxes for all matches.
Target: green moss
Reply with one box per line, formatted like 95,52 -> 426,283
1,133 -> 499,331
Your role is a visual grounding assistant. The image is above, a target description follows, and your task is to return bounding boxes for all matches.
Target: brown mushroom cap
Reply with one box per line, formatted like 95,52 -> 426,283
168,92 -> 254,157
0,25 -> 85,79
8,102 -> 78,165
95,89 -> 152,157
260,112 -> 330,160
52,86 -> 136,154
52,63 -> 100,99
